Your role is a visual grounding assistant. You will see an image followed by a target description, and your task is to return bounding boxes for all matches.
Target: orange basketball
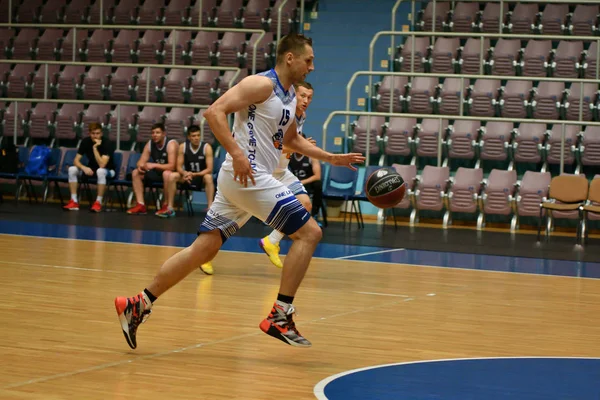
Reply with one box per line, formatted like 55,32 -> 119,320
366,168 -> 406,209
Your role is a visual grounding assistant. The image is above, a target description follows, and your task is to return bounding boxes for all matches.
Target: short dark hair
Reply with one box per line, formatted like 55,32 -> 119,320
151,122 -> 165,131
188,125 -> 200,134
88,122 -> 102,132
294,81 -> 313,91
276,33 -> 313,64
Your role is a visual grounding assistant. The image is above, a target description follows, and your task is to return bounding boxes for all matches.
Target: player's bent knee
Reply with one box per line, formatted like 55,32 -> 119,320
290,218 -> 322,243
132,169 -> 140,178
162,170 -> 172,179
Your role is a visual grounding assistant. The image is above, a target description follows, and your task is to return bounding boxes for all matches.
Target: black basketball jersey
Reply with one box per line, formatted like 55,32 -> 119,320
288,153 -> 313,180
149,137 -> 173,164
184,141 -> 208,172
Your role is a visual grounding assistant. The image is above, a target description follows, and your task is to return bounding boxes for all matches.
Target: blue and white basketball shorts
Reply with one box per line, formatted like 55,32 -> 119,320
199,169 -> 311,242
274,169 -> 307,196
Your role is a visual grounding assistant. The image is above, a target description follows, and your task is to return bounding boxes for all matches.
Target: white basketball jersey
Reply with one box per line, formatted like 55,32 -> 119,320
221,69 -> 297,175
273,112 -> 306,174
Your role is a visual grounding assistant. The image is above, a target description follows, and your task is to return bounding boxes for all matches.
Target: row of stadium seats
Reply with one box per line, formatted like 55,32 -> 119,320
0,65 -> 248,102
416,1 -> 599,36
2,28 -> 275,68
2,0 -> 298,30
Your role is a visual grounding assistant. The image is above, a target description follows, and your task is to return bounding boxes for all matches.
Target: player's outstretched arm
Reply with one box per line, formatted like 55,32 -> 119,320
283,127 -> 366,171
204,75 -> 273,186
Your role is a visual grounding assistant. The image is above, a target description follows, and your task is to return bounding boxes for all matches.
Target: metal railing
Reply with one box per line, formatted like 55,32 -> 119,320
0,59 -> 241,105
2,97 -> 212,150
0,22 -> 266,74
324,110 -> 600,170
345,70 -> 600,142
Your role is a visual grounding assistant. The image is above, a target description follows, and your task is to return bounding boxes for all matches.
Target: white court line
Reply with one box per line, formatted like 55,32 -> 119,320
354,291 -> 409,298
334,248 -> 405,260
2,293 -> 416,390
313,356 -> 600,400
0,260 -> 154,276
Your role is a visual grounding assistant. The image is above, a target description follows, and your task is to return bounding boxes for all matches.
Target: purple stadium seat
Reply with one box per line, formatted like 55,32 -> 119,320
449,2 -> 479,33
459,38 -> 489,74
490,38 -> 520,76
350,116 -> 384,156
164,30 -> 191,65
414,166 -> 450,218
397,37 -> 429,72
136,67 -> 165,102
108,67 -> 139,101
385,117 -> 416,161
418,1 -> 450,32
500,80 -> 532,119
404,77 -> 437,114
552,41 -> 584,79
55,104 -> 84,141
6,64 -> 36,97
162,69 -> 192,103
439,77 -> 467,115
216,0 -> 243,28
35,29 -> 63,61
218,68 -> 247,95
10,28 -> 39,60
564,83 -> 597,122
27,103 -> 56,139
31,64 -> 59,99
190,69 -> 219,104
446,120 -> 480,163
190,0 -> 217,26
165,108 -> 194,142
189,31 -> 218,66
571,5 -> 599,36
521,40 -> 552,78
107,105 -> 138,143
82,66 -> 112,100
505,3 -> 538,34
447,167 -> 483,219
430,37 -> 460,74
512,122 -> 546,166
138,0 -> 166,25
480,169 -> 517,223
539,4 -> 568,35
415,119 -> 450,161
467,79 -> 501,117
81,30 -> 114,62
376,75 -> 407,113
135,30 -> 165,64
479,121 -> 513,163
243,0 -> 269,29
480,3 -> 507,33
111,30 -> 139,63
579,126 -> 600,169
391,164 -> 417,211
544,124 -> 580,168
531,81 -> 564,120
56,66 -> 86,99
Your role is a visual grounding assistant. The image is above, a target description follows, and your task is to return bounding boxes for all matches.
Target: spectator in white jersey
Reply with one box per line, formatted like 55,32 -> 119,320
115,33 -> 365,350
159,125 -> 215,218
127,123 -> 178,215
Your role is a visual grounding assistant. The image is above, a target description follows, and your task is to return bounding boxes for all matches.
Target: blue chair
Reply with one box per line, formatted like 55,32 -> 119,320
18,146 -> 61,203
111,152 -> 141,210
47,148 -> 78,206
322,165 -> 361,228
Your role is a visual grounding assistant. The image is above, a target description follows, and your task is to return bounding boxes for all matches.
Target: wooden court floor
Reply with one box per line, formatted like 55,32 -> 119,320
1,234 -> 600,399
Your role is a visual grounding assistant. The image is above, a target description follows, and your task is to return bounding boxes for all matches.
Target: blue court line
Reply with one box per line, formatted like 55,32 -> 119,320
1,220 -> 600,279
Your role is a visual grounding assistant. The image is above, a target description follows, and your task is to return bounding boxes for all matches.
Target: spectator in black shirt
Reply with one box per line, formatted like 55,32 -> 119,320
63,122 -> 115,212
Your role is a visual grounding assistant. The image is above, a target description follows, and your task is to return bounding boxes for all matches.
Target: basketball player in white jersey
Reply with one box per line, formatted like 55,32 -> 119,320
260,81 -> 316,268
114,33 -> 365,349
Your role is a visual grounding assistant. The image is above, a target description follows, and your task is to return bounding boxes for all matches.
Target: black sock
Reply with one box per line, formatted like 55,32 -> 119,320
277,293 -> 294,304
144,288 -> 157,303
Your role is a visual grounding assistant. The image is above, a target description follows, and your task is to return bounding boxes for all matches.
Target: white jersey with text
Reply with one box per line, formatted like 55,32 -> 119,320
221,69 -> 297,176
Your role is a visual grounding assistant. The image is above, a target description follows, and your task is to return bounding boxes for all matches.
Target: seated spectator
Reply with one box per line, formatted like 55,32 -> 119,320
288,147 -> 323,219
127,123 -> 178,215
63,122 -> 115,212
160,125 -> 215,218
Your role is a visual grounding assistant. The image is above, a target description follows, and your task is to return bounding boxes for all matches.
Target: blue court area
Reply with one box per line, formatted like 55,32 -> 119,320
2,219 -> 600,279
315,357 -> 600,400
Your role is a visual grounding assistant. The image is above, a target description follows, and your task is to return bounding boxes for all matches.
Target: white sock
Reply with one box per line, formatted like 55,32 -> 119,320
268,230 -> 285,245
71,194 -> 78,203
96,196 -> 103,203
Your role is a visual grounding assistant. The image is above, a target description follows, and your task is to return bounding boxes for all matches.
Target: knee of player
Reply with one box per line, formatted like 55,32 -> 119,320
68,165 -> 79,174
203,174 -> 214,185
162,170 -> 171,180
132,169 -> 141,178
169,172 -> 179,182
298,218 -> 321,243
303,200 -> 312,213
